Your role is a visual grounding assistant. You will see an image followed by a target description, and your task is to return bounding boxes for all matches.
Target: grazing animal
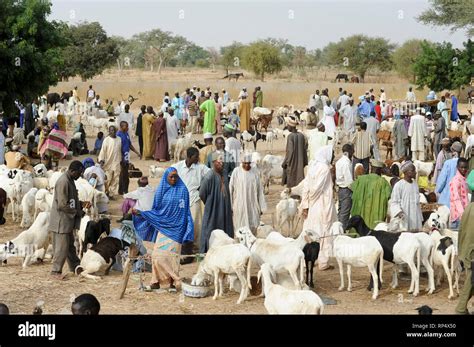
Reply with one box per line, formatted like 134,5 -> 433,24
76,237 -> 129,280
303,242 -> 320,288
346,215 -> 421,296
335,74 -> 349,82
350,76 -> 360,83
275,188 -> 299,236
258,263 -> 324,314
222,72 -> 244,81
20,188 -> 38,228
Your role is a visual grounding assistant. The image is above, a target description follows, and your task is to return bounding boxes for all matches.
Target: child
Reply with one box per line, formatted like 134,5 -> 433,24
91,131 -> 104,155
71,294 -> 100,315
227,108 -> 240,130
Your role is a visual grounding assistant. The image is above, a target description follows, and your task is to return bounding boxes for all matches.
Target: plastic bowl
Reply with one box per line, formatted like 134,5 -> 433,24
181,278 -> 212,298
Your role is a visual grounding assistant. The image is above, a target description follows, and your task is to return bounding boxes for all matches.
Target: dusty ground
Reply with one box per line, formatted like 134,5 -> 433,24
0,71 -> 470,314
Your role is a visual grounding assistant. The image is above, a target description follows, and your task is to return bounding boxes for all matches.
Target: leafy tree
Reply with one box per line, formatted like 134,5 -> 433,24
220,42 -> 246,73
177,44 -> 209,67
263,38 -> 295,67
413,41 -> 458,92
0,0 -> 66,115
206,47 -> 220,71
451,39 -> 474,89
243,41 -> 283,81
418,0 -> 474,37
61,22 -> 119,81
322,35 -> 395,81
392,39 -> 424,82
292,46 -> 308,70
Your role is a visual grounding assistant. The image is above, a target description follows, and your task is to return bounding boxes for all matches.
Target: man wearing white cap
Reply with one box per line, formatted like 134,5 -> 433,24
408,108 -> 428,161
390,162 -> 423,231
223,123 -> 241,164
199,133 -> 215,163
229,153 -> 266,232
379,88 -> 386,103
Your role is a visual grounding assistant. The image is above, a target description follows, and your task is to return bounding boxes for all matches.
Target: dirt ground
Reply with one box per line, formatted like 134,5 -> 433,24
0,72 -> 471,314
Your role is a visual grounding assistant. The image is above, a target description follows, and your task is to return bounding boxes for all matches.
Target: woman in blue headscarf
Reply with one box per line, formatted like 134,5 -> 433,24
133,167 -> 193,292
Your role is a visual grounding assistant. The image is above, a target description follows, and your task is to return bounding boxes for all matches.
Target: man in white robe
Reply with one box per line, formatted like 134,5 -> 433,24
118,104 -> 134,136
339,99 -> 357,136
229,154 -> 266,232
322,102 -> 336,138
300,146 -> 336,270
408,110 -> 428,161
389,162 -> 423,230
223,124 -> 241,165
98,125 -> 122,199
164,109 -> 180,155
307,123 -> 329,161
363,112 -> 380,160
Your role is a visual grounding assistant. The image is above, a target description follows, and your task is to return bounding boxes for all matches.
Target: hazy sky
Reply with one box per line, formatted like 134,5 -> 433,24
49,0 -> 468,49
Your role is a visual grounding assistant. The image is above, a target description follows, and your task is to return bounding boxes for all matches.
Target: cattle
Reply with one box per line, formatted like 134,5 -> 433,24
335,74 -> 349,82
350,76 -> 360,83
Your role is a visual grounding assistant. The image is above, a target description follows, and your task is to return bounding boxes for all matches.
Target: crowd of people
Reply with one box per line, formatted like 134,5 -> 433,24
1,82 -> 474,314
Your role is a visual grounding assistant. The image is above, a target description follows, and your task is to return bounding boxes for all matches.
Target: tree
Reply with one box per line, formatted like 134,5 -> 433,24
322,35 -> 395,81
243,41 -> 282,81
413,41 -> 458,92
61,22 -> 119,81
451,39 -> 474,89
392,39 -> 424,82
177,44 -> 209,66
206,47 -> 220,71
220,42 -> 246,73
0,0 -> 66,115
418,0 -> 474,37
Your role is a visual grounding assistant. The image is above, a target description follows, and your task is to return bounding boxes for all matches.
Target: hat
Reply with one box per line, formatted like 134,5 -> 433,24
224,123 -> 235,132
370,159 -> 385,168
400,160 -> 414,173
451,141 -> 462,153
285,117 -> 298,127
441,137 -> 450,145
242,153 -> 253,163
203,132 -> 213,140
211,151 -> 223,162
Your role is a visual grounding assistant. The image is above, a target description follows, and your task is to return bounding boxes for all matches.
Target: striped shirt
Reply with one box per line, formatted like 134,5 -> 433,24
351,130 -> 372,159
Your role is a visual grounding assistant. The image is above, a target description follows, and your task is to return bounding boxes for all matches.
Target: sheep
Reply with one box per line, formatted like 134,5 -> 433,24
436,205 -> 450,229
260,154 -> 284,194
34,189 -> 53,219
265,229 -> 318,250
192,243 -> 252,304
331,221 -> 384,299
0,212 -> 51,268
208,229 -> 236,249
256,222 -> 274,239
11,171 -> 34,221
174,133 -> 193,162
346,215 -> 421,296
265,130 -> 276,153
235,226 -> 305,290
20,188 -> 38,228
429,228 -> 458,299
413,160 -> 434,180
33,177 -> 50,190
273,128 -> 284,139
149,165 -> 165,179
76,237 -> 129,281
78,217 -> 111,258
33,164 -> 48,178
48,171 -> 63,189
250,151 -> 262,170
275,188 -> 299,236
258,263 -> 324,314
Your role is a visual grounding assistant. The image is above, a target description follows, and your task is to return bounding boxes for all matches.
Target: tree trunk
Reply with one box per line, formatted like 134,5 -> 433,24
158,56 -> 163,75
261,72 -> 265,82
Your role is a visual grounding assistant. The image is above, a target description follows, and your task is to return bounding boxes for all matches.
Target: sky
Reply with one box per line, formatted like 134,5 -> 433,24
49,0 -> 469,50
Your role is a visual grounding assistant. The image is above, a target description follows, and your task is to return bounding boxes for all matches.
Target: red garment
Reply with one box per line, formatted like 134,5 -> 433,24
152,117 -> 170,161
449,171 -> 469,222
375,105 -> 382,122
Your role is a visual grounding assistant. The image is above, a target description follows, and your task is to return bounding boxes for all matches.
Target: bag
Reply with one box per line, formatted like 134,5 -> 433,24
128,163 -> 143,178
467,170 -> 474,192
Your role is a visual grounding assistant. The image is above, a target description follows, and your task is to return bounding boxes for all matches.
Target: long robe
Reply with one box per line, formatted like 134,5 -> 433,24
282,132 -> 308,188
238,99 -> 251,132
433,149 -> 452,184
200,99 -> 216,134
435,157 -> 459,207
408,115 -> 427,152
350,173 -> 392,229
433,117 -> 446,155
229,166 -> 266,231
393,119 -> 408,160
255,91 -> 263,107
322,105 -> 336,137
451,96 -> 459,121
389,180 -> 423,231
307,129 -> 328,161
98,136 -> 122,171
152,116 -> 169,161
199,170 -> 233,253
142,113 -> 155,159
24,103 -> 35,136
300,149 -> 336,268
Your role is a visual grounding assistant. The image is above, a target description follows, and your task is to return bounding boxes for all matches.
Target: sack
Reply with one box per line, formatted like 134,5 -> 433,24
467,170 -> 474,191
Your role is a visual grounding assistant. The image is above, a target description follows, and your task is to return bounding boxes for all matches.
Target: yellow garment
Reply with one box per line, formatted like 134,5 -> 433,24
199,145 -> 215,164
57,114 -> 66,131
417,176 -> 435,191
238,99 -> 251,132
142,113 -> 155,159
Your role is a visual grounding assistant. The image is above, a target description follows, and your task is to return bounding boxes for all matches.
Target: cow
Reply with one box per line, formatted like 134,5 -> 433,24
335,74 -> 349,82
350,76 -> 360,83
223,73 -> 244,82
46,93 -> 60,108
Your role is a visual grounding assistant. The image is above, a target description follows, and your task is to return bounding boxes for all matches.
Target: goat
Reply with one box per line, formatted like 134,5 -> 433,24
260,155 -> 284,194
78,218 -> 111,258
174,133 -> 193,161
240,130 -> 266,151
346,215 -> 421,296
34,189 -> 53,220
20,188 -> 38,228
303,242 -> 320,288
149,165 -> 165,179
275,188 -> 299,236
258,263 -> 324,314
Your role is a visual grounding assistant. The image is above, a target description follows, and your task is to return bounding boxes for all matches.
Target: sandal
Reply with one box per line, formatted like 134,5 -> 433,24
168,285 -> 177,293
142,283 -> 165,292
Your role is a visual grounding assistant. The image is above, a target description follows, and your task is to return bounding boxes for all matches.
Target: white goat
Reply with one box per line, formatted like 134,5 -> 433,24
260,155 -> 284,194
149,165 -> 165,179
330,222 -> 384,299
236,226 -> 305,290
275,188 -> 299,236
258,263 -> 324,314
34,189 -> 53,219
174,133 -> 193,162
20,188 -> 38,228
0,212 -> 51,268
191,244 -> 252,304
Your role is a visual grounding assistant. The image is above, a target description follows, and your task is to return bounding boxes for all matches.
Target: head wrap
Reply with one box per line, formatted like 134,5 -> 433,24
441,137 -> 450,145
82,158 -> 95,169
451,141 -> 462,153
203,133 -> 213,140
400,161 -> 414,173
135,167 -> 193,244
224,123 -> 235,132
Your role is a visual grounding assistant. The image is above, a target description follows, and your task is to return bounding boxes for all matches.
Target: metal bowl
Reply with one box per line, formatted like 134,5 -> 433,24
181,278 -> 212,298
